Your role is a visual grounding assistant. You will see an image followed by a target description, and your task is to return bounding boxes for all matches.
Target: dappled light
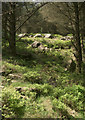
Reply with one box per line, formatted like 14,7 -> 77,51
2,2 -> 85,119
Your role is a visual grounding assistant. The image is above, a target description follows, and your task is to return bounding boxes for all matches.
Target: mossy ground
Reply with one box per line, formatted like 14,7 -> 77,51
2,34 -> 85,119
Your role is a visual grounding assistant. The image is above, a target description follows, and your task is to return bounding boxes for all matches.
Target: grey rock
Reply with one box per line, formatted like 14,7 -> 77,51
38,45 -> 45,52
44,34 -> 53,38
15,87 -> 22,92
31,41 -> 41,48
49,48 -> 52,51
11,80 -> 17,83
18,33 -> 27,38
18,33 -> 28,38
15,87 -> 35,93
29,35 -> 33,38
44,47 -> 49,52
66,36 -> 73,40
69,60 -> 76,72
61,36 -> 73,40
34,34 -> 42,38
8,74 -> 22,79
61,37 -> 67,40
65,59 -> 76,72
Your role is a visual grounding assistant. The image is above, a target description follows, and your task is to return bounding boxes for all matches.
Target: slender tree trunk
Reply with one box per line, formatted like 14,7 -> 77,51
2,3 -> 8,44
10,12 -> 16,55
8,3 -> 16,55
74,3 -> 82,73
19,6 -> 22,33
81,3 -> 85,55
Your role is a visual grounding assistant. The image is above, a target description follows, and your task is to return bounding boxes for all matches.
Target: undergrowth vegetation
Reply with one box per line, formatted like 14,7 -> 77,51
2,34 -> 85,119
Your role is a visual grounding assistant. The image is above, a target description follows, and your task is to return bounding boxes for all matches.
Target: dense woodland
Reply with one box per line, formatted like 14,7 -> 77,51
1,2 -> 85,119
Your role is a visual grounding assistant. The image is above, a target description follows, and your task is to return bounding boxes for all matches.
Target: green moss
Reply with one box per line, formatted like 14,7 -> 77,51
2,34 -> 85,119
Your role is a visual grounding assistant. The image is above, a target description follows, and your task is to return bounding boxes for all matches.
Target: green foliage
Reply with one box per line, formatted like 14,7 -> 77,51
52,34 -> 63,38
2,34 -> 85,119
2,87 -> 25,118
67,34 -> 73,36
41,38 -> 71,49
29,33 -> 34,35
52,85 -> 85,118
23,71 -> 42,84
61,85 -> 85,111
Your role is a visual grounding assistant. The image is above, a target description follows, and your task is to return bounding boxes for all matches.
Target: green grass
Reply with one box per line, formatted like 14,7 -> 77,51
2,35 -> 85,119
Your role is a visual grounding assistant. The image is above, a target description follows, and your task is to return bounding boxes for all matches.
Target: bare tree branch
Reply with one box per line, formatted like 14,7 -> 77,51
16,3 -> 48,32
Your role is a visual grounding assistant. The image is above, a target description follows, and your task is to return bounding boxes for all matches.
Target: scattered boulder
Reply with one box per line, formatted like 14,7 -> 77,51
29,35 -> 33,38
65,59 -> 76,72
18,33 -> 28,38
44,34 -> 53,39
15,87 -> 36,93
34,34 -> 43,38
66,36 -> 73,40
31,41 -> 41,48
18,33 -> 25,37
11,80 -> 17,83
15,87 -> 22,92
69,60 -> 76,72
21,95 -> 29,100
44,47 -> 49,52
61,36 -> 73,40
68,59 -> 72,65
61,37 -> 67,40
38,45 -> 45,52
1,65 -> 12,76
31,40 -> 51,52
8,73 -> 22,79
49,48 -> 52,52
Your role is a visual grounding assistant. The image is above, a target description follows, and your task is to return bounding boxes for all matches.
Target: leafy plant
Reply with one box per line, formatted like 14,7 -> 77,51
2,87 -> 25,118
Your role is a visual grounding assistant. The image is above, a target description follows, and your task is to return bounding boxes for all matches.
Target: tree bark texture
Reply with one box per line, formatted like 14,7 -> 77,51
8,3 -> 16,55
74,3 -> 82,73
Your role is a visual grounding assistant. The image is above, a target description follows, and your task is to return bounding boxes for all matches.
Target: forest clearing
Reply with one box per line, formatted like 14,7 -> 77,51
1,2 -> 85,119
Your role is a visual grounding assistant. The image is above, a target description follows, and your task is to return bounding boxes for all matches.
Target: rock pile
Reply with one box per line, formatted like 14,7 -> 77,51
31,41 -> 49,52
61,36 -> 73,40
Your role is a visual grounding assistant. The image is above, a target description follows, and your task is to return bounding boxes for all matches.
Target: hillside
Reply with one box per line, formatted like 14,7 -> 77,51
2,34 -> 85,119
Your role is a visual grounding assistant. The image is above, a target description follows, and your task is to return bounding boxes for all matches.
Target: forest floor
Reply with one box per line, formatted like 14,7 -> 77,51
2,34 -> 85,119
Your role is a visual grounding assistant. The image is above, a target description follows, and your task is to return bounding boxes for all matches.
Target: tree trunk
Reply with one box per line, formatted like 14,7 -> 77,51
2,3 -> 8,43
8,3 -> 16,55
74,3 -> 82,73
81,3 -> 85,55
